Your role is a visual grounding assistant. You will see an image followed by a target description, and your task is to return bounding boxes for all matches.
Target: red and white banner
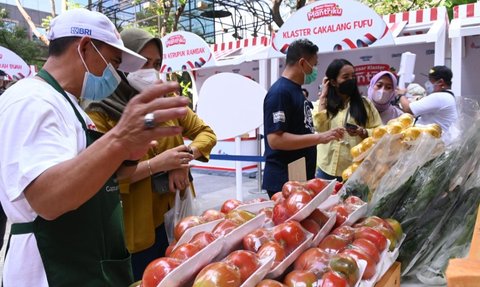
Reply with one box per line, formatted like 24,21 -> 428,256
453,2 -> 480,19
160,31 -> 215,73
272,0 -> 394,54
0,46 -> 31,80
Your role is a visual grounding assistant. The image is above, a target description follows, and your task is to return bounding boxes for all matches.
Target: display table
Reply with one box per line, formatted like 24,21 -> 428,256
376,262 -> 401,287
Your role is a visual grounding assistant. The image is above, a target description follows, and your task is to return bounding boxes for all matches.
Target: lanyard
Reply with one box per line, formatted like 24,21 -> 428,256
36,69 -> 88,132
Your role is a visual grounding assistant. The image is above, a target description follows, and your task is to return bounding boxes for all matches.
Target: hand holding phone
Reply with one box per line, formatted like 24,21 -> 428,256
345,123 -> 359,130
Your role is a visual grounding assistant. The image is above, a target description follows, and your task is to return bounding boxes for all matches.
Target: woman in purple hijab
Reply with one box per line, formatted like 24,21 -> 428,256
367,71 -> 403,124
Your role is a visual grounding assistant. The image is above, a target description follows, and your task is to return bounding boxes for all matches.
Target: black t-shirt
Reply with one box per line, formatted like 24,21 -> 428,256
262,77 -> 316,192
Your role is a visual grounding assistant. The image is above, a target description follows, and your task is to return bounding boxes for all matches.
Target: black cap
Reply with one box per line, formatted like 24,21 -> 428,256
428,66 -> 452,85
0,70 -> 6,77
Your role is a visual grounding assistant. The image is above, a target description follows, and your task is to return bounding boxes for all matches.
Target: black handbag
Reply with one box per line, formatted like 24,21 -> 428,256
151,171 -> 194,194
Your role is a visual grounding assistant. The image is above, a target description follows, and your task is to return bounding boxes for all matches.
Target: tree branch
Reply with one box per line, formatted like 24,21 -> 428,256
15,0 -> 49,45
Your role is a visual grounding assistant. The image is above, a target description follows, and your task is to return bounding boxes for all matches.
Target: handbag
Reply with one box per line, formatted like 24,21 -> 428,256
151,171 -> 194,194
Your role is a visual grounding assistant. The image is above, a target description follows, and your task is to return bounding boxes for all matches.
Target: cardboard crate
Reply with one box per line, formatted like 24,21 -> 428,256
445,204 -> 480,287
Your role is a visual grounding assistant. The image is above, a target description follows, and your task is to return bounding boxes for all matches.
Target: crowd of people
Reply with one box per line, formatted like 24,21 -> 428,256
0,9 -> 459,287
262,38 -> 459,197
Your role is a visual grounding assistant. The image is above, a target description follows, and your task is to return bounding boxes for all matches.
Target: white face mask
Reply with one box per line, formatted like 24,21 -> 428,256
372,88 -> 393,104
126,68 -> 159,92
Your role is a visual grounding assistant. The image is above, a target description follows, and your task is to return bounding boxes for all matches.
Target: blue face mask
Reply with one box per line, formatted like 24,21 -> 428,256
424,80 -> 438,95
78,42 -> 121,101
303,61 -> 318,85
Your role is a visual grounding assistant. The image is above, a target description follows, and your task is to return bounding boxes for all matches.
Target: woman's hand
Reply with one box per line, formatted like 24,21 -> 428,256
346,126 -> 368,139
168,167 -> 190,192
151,145 -> 193,173
318,77 -> 329,110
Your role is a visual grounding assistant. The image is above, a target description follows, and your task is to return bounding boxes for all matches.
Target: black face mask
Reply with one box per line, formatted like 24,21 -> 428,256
338,78 -> 357,95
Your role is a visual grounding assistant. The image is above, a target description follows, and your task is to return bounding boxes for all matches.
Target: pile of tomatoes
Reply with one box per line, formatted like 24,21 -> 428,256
271,178 -> 330,225
243,220 -> 309,270
192,250 -> 262,286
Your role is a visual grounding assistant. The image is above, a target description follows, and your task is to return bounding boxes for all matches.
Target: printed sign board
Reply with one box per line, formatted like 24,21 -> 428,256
161,31 -> 215,73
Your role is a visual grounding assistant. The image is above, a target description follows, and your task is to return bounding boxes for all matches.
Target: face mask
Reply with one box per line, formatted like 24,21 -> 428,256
127,68 -> 159,92
372,88 -> 394,104
78,42 -> 121,101
338,78 -> 357,95
424,80 -> 437,95
303,61 -> 318,85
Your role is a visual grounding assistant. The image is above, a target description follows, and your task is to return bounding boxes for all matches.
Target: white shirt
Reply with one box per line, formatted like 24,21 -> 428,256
410,91 -> 458,144
0,78 -> 95,287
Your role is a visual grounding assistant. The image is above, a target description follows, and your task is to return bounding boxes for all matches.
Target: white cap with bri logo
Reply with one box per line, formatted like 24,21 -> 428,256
47,8 -> 146,72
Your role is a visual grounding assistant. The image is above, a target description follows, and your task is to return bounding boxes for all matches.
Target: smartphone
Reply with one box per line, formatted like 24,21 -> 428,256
345,123 -> 359,130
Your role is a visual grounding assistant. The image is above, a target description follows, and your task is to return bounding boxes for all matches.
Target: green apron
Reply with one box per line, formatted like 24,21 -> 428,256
9,69 -> 133,286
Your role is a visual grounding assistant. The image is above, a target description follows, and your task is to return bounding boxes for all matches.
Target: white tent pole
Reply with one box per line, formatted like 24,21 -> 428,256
235,136 -> 243,201
451,36 -> 463,97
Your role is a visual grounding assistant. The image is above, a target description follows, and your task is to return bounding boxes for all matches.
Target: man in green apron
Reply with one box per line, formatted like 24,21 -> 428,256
0,8 -> 189,287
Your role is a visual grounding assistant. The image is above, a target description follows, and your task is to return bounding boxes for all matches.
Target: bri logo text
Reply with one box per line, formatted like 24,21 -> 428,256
71,27 -> 92,36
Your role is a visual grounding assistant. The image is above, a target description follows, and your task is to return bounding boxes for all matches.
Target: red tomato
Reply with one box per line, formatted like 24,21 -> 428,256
285,190 -> 313,216
272,202 -> 291,225
174,216 -> 205,241
351,238 -> 380,263
220,199 -> 243,214
300,218 -> 321,236
273,221 -> 306,254
164,243 -> 176,257
193,261 -> 242,287
169,242 -> 201,262
317,234 -> 349,254
259,207 -> 273,219
256,279 -> 288,287
344,195 -> 365,207
271,192 -> 285,204
223,250 -> 260,282
330,205 -> 349,228
243,228 -> 273,252
201,209 -> 225,222
321,271 -> 349,287
307,209 -> 330,227
226,209 -> 256,225
283,270 -> 319,287
142,257 -> 182,287
189,231 -> 217,250
305,178 -> 328,195
257,241 -> 286,269
212,219 -> 239,237
293,247 -> 330,276
328,254 -> 360,286
342,248 -> 377,280
331,225 -> 355,242
333,181 -> 343,195
354,226 -> 387,252
282,181 -> 304,198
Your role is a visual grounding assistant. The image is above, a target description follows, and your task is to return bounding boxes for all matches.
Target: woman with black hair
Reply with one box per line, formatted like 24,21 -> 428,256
313,59 -> 382,181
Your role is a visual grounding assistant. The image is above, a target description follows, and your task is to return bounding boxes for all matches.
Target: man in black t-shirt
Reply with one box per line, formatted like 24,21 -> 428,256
262,39 -> 345,198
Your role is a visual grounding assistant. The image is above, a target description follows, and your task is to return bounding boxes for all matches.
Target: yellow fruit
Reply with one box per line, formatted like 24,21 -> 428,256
372,126 -> 388,139
397,113 -> 415,128
360,137 -> 375,150
351,162 -> 360,171
386,122 -> 403,134
424,127 -> 441,138
342,166 -> 354,181
401,127 -> 423,142
351,145 -> 363,159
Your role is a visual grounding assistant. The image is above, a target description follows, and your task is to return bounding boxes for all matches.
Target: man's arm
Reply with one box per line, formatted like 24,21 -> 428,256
398,95 -> 413,114
25,82 -> 188,220
268,129 -> 344,151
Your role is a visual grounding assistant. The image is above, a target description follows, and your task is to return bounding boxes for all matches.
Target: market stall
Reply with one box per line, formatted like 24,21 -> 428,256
450,2 -> 480,102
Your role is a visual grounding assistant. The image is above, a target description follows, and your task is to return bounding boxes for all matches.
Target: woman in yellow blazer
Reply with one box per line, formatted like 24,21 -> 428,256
86,28 -> 216,281
313,59 -> 381,181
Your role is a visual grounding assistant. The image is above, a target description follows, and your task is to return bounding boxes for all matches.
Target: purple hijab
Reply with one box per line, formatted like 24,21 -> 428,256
367,71 -> 403,123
